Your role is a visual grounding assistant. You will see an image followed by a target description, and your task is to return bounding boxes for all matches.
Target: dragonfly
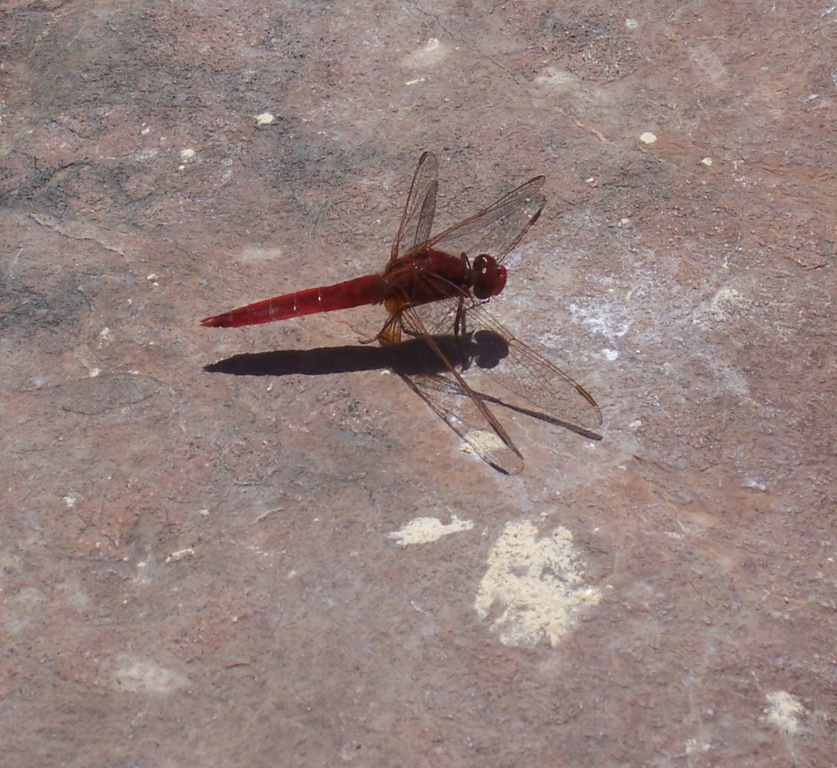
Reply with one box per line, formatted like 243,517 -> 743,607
202,152 -> 602,474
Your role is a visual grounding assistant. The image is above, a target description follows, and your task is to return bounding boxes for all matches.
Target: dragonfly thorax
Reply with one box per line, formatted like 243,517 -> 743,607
383,247 -> 473,311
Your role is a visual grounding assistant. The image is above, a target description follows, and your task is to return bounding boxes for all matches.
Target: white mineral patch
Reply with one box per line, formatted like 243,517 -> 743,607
388,515 -> 474,547
403,38 -> 444,68
764,691 -> 806,735
696,286 -> 752,324
534,67 -> 580,90
685,739 -> 710,755
475,521 -> 601,648
165,548 -> 194,563
110,655 -> 191,694
463,429 -> 505,454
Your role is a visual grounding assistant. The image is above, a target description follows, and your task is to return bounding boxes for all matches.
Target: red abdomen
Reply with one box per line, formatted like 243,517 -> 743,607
201,274 -> 387,328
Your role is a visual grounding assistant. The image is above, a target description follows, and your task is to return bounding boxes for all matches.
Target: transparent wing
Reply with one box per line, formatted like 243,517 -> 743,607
458,303 -> 603,437
390,152 -> 439,262
408,175 -> 546,263
385,156 -> 598,471
398,372 -> 525,475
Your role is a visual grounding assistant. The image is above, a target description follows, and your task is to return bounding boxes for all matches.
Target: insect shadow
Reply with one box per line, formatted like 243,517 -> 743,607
204,332 -> 601,442
202,330 -> 508,379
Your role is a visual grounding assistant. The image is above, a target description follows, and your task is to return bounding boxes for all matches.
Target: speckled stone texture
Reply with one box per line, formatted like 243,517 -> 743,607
1,2 -> 834,765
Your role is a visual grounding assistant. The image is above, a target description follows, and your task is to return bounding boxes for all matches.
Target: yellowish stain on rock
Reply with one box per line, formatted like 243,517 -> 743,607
388,515 -> 474,547
475,521 -> 601,648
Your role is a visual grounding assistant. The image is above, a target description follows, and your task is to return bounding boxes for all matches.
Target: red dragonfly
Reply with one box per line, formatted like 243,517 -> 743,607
202,152 -> 602,473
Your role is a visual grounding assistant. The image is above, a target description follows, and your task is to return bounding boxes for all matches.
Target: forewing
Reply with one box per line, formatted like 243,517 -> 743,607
391,152 -> 439,262
461,304 -> 603,437
419,176 -> 546,263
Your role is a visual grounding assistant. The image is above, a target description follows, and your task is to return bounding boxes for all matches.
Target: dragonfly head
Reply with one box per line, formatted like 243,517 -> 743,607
472,254 -> 507,300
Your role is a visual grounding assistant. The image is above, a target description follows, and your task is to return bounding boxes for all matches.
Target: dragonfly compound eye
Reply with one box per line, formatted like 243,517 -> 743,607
473,255 -> 507,299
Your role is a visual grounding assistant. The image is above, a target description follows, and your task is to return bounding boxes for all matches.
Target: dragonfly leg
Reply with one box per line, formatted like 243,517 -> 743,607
376,315 -> 403,345
453,298 -> 470,371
